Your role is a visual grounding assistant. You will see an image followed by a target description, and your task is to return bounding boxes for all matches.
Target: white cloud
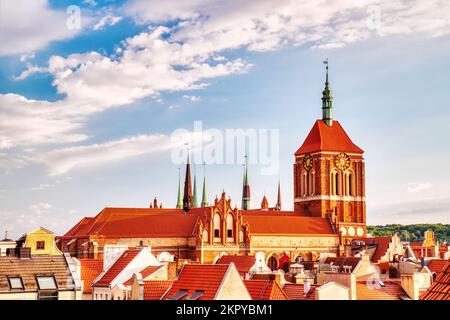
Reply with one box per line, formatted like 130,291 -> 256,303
93,15 -> 123,30
0,0 -> 82,56
183,95 -> 201,102
29,202 -> 52,216
34,134 -> 175,176
407,182 -> 433,193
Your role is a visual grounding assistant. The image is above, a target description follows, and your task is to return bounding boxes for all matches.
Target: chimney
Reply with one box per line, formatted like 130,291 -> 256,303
153,197 -> 158,209
304,278 -> 311,296
19,247 -> 31,259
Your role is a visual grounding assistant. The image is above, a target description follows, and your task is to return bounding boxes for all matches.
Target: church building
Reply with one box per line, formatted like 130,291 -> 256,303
60,64 -> 366,270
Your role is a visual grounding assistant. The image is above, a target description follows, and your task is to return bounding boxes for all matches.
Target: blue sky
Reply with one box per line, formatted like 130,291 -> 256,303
1,0 -> 450,238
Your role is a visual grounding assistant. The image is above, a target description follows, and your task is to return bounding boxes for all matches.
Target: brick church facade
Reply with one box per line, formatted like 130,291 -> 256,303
60,64 -> 366,269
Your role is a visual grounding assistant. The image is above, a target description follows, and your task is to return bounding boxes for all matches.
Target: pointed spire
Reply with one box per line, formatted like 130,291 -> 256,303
176,168 -> 183,209
193,165 -> 199,208
276,180 -> 282,211
322,58 -> 333,126
241,155 -> 251,210
201,163 -> 209,207
183,144 -> 193,211
261,195 -> 269,210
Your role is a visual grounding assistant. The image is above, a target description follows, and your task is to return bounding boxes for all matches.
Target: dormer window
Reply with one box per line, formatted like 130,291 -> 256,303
8,277 -> 24,290
36,241 -> 45,250
36,276 -> 57,290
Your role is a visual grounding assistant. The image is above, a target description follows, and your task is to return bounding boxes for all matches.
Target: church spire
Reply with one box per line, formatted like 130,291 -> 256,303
201,163 -> 209,207
183,145 -> 193,211
193,165 -> 198,208
276,180 -> 282,211
176,168 -> 183,209
241,156 -> 251,210
322,58 -> 333,126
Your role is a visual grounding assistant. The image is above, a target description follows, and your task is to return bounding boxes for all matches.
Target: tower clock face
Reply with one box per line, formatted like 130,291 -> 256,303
335,153 -> 350,171
303,154 -> 313,171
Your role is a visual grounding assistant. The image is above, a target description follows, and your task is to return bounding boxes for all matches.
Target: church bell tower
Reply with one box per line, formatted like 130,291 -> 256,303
293,60 -> 367,242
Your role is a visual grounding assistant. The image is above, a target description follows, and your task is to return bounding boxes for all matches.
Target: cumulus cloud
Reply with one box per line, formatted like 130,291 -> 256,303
0,0 -> 82,56
183,95 -> 201,102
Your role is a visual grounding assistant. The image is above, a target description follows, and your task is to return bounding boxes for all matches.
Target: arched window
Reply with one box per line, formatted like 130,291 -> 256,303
213,214 -> 221,240
239,230 -> 244,243
302,172 -> 308,196
202,229 -> 208,243
308,171 -> 315,195
331,170 -> 339,195
226,214 -> 234,241
348,171 -> 354,196
267,256 -> 278,271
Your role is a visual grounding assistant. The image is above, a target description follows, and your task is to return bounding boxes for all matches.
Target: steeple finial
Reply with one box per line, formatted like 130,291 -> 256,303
183,143 -> 193,211
201,163 -> 209,207
241,155 -> 251,210
176,168 -> 183,209
322,58 -> 333,126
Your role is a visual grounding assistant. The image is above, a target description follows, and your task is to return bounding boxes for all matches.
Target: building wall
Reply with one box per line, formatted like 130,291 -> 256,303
24,228 -> 62,256
215,265 -> 251,300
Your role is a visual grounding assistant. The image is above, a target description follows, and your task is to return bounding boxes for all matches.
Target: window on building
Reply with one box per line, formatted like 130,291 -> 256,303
239,230 -> 244,243
309,171 -> 315,195
167,289 -> 188,300
267,256 -> 278,271
8,277 -> 24,290
36,241 -> 45,250
347,172 -> 354,196
213,214 -> 221,240
36,276 -> 57,290
226,214 -> 234,240
302,172 -> 308,196
202,229 -> 208,243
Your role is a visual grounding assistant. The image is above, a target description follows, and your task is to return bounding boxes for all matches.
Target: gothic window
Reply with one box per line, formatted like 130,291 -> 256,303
267,256 -> 278,271
226,214 -> 234,240
239,230 -> 244,243
202,229 -> 208,243
302,172 -> 308,196
213,214 -> 221,239
308,170 -> 315,195
330,170 -> 339,195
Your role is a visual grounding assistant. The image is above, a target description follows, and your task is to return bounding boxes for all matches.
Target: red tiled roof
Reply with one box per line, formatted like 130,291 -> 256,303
324,257 -> 361,271
124,265 -> 162,285
163,264 -> 230,300
144,280 -> 174,300
295,120 -> 364,155
94,249 -> 141,287
242,214 -> 335,235
356,280 -> 406,300
216,255 -> 256,274
79,259 -> 103,293
63,207 -> 209,239
421,261 -> 450,300
427,259 -> 448,275
355,237 -> 391,262
282,283 -> 318,300
244,280 -> 288,300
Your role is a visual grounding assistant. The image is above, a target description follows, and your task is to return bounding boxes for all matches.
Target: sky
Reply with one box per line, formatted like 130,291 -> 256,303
1,0 -> 450,239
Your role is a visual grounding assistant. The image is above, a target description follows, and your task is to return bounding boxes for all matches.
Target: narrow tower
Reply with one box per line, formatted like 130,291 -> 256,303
176,168 -> 183,209
322,58 -> 333,126
241,157 -> 251,210
275,180 -> 282,211
201,163 -> 209,207
183,147 -> 193,211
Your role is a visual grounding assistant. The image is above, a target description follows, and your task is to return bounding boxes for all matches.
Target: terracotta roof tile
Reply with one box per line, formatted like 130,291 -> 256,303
282,283 -> 318,300
295,120 -> 364,155
242,214 -> 334,235
163,264 -> 230,300
144,280 -> 174,300
216,255 -> 256,274
244,280 -> 287,300
427,259 -> 448,275
79,259 -> 103,293
94,249 -> 141,287
421,261 -> 450,300
356,280 -> 406,300
62,207 -> 207,239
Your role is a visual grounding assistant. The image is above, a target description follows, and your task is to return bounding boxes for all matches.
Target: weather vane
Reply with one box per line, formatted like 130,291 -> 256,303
324,58 -> 328,70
